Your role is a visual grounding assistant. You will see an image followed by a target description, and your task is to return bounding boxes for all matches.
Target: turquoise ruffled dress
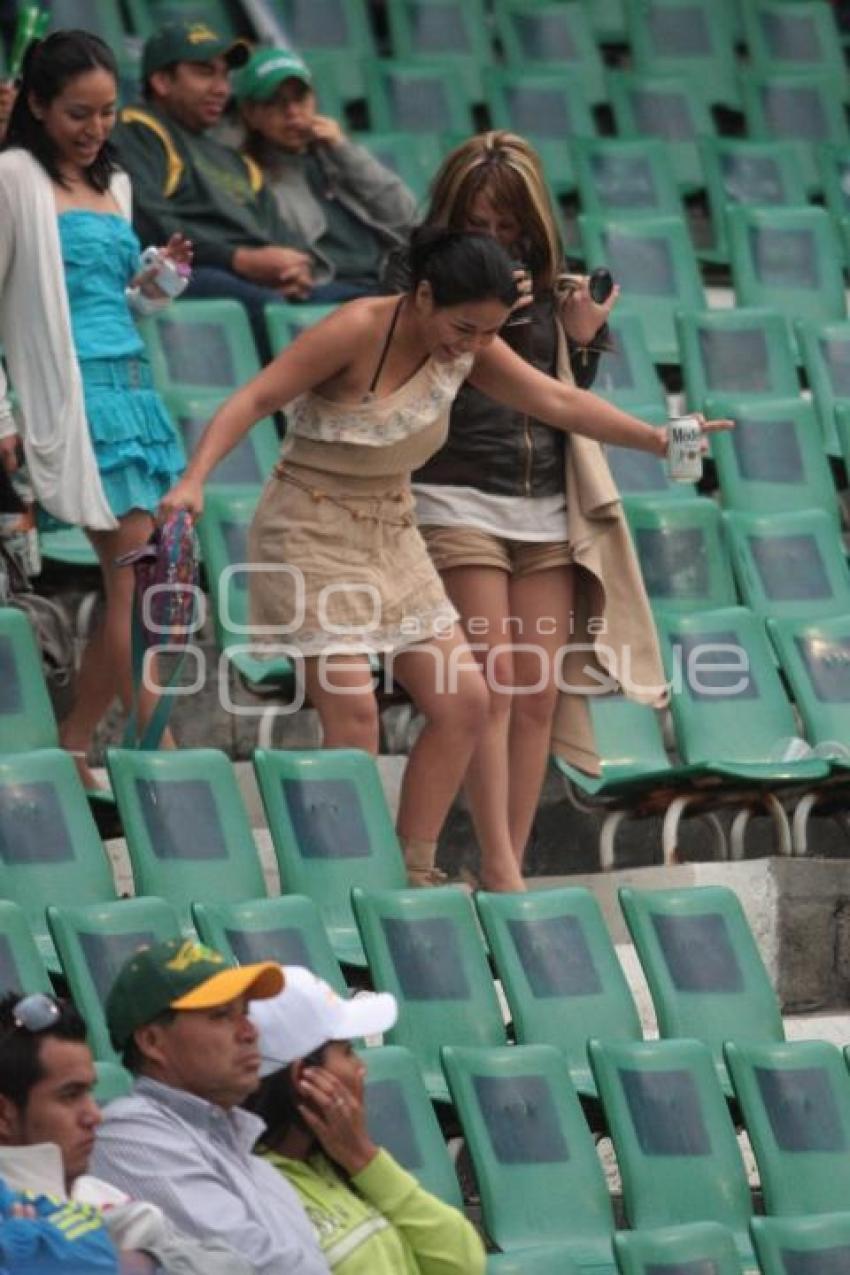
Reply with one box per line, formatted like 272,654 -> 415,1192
58,210 -> 184,518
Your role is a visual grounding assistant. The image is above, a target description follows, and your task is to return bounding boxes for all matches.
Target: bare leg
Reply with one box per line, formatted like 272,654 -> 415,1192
390,624 -> 489,878
59,510 -> 174,787
303,655 -> 380,752
440,566 -> 525,892
506,565 -> 575,867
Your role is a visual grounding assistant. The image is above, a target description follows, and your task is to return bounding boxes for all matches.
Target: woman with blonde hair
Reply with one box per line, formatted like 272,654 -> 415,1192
409,131 -> 650,891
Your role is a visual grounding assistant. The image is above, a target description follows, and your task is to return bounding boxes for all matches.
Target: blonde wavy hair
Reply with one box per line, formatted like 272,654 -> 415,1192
425,131 -> 563,291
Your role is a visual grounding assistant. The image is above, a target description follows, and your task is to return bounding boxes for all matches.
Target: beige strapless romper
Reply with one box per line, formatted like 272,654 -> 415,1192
248,354 -> 473,657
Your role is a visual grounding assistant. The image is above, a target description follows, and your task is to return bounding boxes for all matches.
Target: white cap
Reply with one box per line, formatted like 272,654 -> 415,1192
251,966 -> 398,1077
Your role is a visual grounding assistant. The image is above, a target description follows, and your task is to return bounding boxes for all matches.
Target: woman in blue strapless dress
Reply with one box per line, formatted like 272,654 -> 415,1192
0,31 -> 188,788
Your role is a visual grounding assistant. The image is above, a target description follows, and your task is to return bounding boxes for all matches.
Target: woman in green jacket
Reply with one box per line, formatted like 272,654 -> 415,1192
247,966 -> 486,1275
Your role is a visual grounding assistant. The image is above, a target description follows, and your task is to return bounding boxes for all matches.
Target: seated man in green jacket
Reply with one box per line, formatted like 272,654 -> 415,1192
247,966 -> 486,1275
111,21 -> 370,357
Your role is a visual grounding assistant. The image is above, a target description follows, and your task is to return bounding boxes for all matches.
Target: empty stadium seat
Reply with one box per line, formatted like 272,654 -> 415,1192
163,388 -> 278,489
724,510 -> 850,622
385,0 -> 492,100
623,497 -> 738,614
487,1246 -> 584,1275
352,886 -> 507,1102
361,1044 -> 464,1207
442,1043 -> 616,1268
768,614 -> 850,765
141,299 -> 262,395
476,886 -> 642,1099
264,303 -> 340,355
47,897 -> 182,1061
485,68 -> 598,196
593,313 -> 668,417
93,1060 -> 133,1106
705,396 -> 839,524
353,131 -> 448,203
0,750 -> 117,967
106,748 -> 267,932
573,137 -> 682,222
615,1222 -> 744,1275
741,1 -> 846,89
493,0 -> 607,108
607,407 -> 699,504
699,138 -> 809,266
676,307 -> 801,416
796,316 -> 850,456
364,57 -> 475,135
725,1039 -> 850,1215
740,69 -> 850,194
268,0 -> 377,102
191,895 -> 346,994
0,608 -> 60,753
254,748 -> 407,968
750,1212 -> 850,1275
817,142 -> 850,266
624,0 -> 740,109
588,1038 -> 755,1266
726,205 -> 847,345
619,884 -> 784,1094
608,69 -> 718,192
579,214 -> 705,364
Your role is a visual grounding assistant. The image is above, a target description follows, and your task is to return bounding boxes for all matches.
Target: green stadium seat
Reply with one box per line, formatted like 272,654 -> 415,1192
141,299 -> 262,395
619,884 -> 784,1096
351,887 -> 507,1102
264,303 -> 340,356
607,69 -> 718,193
487,1246 -> 583,1275
573,137 -> 682,222
726,1039 -> 850,1215
796,316 -> 850,456
485,68 -> 598,197
254,749 -> 407,968
705,396 -> 839,525
0,750 -> 117,968
127,0 -> 237,37
273,0 -> 377,102
0,900 -> 53,996
385,0 -> 492,101
364,57 -> 475,135
476,886 -> 642,1099
353,131 -> 447,203
93,1060 -> 133,1106
46,897 -> 182,1062
194,486 -> 296,693
493,0 -> 607,108
360,1044 -> 464,1207
676,308 -> 801,415
740,69 -> 850,195
441,1043 -> 616,1267
817,143 -> 850,265
588,1038 -> 755,1267
191,895 -> 346,994
579,214 -> 705,364
699,138 -> 810,266
623,497 -> 739,614
724,509 -> 850,622
163,388 -> 278,490
615,1223 -> 744,1275
38,527 -> 98,570
594,314 -> 667,412
0,608 -> 60,752
741,1 -> 847,90
607,406 -> 699,504
726,206 -> 847,349
580,0 -> 627,45
751,1212 -> 850,1275
49,1 -> 133,58
106,748 -> 267,933
655,604 -> 830,792
624,0 -> 740,109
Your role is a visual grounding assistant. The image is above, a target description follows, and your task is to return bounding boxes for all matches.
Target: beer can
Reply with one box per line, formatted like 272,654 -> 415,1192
667,415 -> 703,483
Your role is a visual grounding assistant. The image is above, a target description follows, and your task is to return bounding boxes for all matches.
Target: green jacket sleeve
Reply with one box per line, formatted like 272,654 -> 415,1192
111,119 -> 235,271
351,1150 -> 486,1275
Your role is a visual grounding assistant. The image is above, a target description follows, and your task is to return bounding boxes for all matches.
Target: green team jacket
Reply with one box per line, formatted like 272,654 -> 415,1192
263,1147 -> 486,1274
111,103 -> 307,271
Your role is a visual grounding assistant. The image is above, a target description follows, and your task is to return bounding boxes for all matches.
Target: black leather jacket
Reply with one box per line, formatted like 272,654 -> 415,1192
414,290 -> 606,497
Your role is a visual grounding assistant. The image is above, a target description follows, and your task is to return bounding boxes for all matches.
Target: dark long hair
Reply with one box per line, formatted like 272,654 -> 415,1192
408,226 -> 517,309
2,29 -> 119,191
245,1045 -> 327,1150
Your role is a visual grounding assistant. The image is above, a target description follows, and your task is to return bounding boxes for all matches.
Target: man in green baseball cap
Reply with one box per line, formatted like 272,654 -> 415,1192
91,940 -> 331,1275
233,45 -> 417,298
141,19 -> 251,82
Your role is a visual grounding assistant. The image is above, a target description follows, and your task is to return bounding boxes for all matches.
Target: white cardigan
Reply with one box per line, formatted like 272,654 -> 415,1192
0,149 -> 152,530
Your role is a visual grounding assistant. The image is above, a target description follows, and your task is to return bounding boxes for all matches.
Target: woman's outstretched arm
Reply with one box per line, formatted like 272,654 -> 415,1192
469,335 -> 730,453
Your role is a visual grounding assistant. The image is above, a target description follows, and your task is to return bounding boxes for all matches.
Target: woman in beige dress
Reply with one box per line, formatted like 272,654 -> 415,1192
161,229 -> 727,886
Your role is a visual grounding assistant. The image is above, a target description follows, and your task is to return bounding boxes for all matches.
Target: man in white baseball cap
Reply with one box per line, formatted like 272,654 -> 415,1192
247,967 -> 485,1275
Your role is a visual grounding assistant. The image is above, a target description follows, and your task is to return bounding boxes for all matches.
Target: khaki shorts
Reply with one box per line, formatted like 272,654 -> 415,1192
421,524 -> 575,578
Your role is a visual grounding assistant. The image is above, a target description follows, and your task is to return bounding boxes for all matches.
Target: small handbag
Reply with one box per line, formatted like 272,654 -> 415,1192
116,510 -> 199,749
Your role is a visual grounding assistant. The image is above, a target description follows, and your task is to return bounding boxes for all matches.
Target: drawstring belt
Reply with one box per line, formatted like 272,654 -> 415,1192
273,463 -> 415,528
